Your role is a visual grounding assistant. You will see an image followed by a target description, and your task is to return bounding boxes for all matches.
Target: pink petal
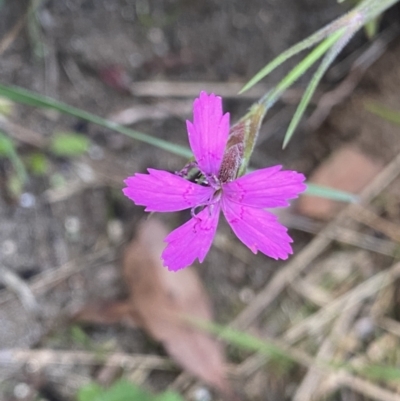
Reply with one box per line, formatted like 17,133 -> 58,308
123,169 -> 213,212
187,92 -> 230,176
221,198 -> 293,260
223,166 -> 306,208
162,204 -> 220,271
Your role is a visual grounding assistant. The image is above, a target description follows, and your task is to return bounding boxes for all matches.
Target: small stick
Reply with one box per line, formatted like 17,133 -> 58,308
0,265 -> 40,316
0,349 -> 174,371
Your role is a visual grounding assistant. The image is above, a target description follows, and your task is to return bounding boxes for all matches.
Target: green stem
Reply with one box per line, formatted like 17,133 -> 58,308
0,84 -> 192,159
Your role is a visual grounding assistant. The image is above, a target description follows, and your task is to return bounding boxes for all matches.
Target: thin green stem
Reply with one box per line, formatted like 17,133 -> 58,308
0,130 -> 28,183
0,84 -> 192,159
283,28 -> 354,148
240,0 -> 399,94
263,30 -> 346,110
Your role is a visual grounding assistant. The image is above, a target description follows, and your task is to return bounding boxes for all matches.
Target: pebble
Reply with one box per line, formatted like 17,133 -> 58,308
20,193 -> 36,209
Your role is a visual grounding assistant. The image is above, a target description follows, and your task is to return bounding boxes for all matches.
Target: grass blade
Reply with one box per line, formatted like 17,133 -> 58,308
365,102 -> 400,126
283,29 -> 350,148
261,30 -> 346,111
239,20 -> 345,94
0,84 -> 192,159
0,130 -> 28,184
305,183 -> 358,203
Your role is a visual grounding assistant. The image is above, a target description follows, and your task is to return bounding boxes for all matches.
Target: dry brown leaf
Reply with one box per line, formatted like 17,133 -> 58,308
74,218 -> 230,394
297,145 -> 384,220
123,219 -> 230,394
73,301 -> 136,327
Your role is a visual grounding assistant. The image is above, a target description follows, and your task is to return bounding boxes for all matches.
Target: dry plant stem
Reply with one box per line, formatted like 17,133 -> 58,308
0,247 -> 116,306
237,260 -> 400,377
0,14 -> 26,55
307,25 -> 400,131
283,214 -> 397,256
130,80 -> 305,102
293,303 -> 363,401
0,349 -> 173,371
0,120 -> 47,148
329,227 -> 397,256
315,371 -> 400,401
284,260 -> 400,343
239,258 -> 400,397
351,204 -> 400,243
108,100 -> 192,125
231,152 -> 400,330
336,373 -> 400,401
377,317 -> 400,338
291,278 -> 333,306
0,266 -> 40,316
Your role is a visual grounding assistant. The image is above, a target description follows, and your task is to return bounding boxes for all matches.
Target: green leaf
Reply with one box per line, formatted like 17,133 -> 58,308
283,29 -> 349,148
154,391 -> 185,401
77,383 -> 103,401
70,326 -> 92,348
263,30 -> 346,111
0,130 -> 28,184
364,17 -> 380,38
0,131 -> 15,157
360,365 -> 400,382
7,172 -> 24,198
78,380 -> 152,401
188,318 -> 294,371
49,132 -> 90,157
0,97 -> 14,116
27,153 -> 49,175
77,381 -> 185,401
239,20 -> 342,94
365,102 -> 400,126
0,84 -> 192,159
240,0 -> 398,96
305,183 -> 358,203
99,380 -> 151,401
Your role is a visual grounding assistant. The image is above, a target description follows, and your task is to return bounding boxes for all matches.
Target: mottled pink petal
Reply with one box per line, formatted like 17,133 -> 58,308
123,169 -> 213,212
186,92 -> 230,176
223,166 -> 306,208
162,204 -> 220,271
221,198 -> 293,260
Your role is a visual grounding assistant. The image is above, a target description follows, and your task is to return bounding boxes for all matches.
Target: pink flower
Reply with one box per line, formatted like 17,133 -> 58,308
123,92 -> 306,271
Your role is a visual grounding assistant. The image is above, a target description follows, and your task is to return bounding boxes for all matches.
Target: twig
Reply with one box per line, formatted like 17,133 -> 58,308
0,15 -> 26,56
293,303 -> 362,401
377,317 -> 400,338
337,372 -> 400,401
281,213 -> 398,256
0,120 -> 47,148
284,260 -> 400,344
351,204 -> 400,243
0,349 -> 174,371
0,265 -> 40,316
129,80 -> 307,102
0,247 -> 116,306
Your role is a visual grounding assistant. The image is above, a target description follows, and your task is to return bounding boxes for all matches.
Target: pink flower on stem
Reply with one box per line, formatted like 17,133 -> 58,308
123,92 -> 306,271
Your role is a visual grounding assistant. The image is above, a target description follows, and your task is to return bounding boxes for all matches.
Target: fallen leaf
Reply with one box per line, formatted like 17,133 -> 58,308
74,218 -> 230,394
73,301 -> 136,327
297,144 -> 384,220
